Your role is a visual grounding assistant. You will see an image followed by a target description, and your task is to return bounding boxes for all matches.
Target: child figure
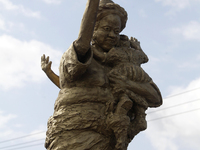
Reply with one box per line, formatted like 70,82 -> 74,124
106,35 -> 156,150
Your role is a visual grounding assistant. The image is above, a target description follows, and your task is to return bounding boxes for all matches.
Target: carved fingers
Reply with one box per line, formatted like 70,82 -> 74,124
41,54 -> 52,74
130,37 -> 142,50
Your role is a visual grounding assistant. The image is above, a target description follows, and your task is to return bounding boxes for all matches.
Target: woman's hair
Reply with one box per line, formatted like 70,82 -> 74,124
94,1 -> 128,32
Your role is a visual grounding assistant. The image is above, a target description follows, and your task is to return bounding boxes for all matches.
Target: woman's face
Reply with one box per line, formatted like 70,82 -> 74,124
94,14 -> 121,52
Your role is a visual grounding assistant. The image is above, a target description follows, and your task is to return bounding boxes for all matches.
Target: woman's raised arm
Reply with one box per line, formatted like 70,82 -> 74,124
74,0 -> 100,56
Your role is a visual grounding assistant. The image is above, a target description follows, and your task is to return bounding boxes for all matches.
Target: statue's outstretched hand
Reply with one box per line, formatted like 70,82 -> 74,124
41,54 -> 60,88
41,54 -> 52,74
130,37 -> 142,50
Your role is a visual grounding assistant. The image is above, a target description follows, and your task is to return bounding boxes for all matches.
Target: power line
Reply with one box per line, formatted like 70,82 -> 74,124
0,131 -> 45,144
1,87 -> 200,146
164,87 -> 200,99
1,107 -> 199,150
2,107 -> 200,150
148,107 -> 200,122
148,98 -> 200,114
0,139 -> 44,149
2,106 -> 199,149
4,143 -> 44,150
0,108 -> 199,150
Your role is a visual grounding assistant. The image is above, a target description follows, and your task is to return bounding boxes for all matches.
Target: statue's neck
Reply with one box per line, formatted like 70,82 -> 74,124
92,44 -> 107,63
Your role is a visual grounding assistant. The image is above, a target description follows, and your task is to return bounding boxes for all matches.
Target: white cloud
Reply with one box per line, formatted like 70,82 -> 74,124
0,16 -> 24,32
0,110 -> 45,149
155,0 -> 200,15
42,0 -> 62,5
146,77 -> 200,150
0,0 -> 41,18
28,126 -> 46,140
172,21 -> 200,41
0,34 -> 63,90
0,111 -> 22,142
138,9 -> 147,18
0,17 -> 7,31
155,0 -> 190,9
0,111 -> 17,128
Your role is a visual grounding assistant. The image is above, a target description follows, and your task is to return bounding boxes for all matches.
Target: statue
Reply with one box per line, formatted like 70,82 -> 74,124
41,0 -> 162,149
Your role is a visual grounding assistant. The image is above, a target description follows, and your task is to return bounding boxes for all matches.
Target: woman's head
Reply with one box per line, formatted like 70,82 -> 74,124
92,0 -> 128,51
95,0 -> 128,32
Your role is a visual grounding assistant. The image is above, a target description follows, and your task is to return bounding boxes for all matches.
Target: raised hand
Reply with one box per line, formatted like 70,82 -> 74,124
41,54 -> 60,89
130,37 -> 142,50
41,54 -> 52,74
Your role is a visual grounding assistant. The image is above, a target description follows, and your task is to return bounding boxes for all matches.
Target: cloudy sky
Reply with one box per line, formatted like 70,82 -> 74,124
0,0 -> 200,150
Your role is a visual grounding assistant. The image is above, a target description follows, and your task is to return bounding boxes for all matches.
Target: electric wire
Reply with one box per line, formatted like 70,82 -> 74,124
148,98 -> 200,114
1,106 -> 200,149
2,106 -> 200,150
4,143 -> 44,150
0,138 -> 44,149
1,107 -> 200,150
0,131 -> 45,143
148,107 -> 200,122
164,87 -> 200,99
1,87 -> 200,148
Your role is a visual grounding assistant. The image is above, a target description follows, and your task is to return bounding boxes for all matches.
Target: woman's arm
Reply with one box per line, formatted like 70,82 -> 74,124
109,74 -> 162,106
74,0 -> 100,56
41,54 -> 60,89
126,81 -> 162,106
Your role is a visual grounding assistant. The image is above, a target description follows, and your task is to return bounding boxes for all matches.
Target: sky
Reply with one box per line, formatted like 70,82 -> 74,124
0,0 -> 200,150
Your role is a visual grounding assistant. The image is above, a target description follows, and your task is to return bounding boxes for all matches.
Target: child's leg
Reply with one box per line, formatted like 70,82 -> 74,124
112,94 -> 133,150
106,112 -> 130,150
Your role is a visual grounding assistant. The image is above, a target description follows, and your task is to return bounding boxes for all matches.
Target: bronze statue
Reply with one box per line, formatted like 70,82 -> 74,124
41,0 -> 162,149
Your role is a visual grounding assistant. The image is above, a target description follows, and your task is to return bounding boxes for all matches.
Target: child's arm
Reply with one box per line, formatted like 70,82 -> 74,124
41,54 -> 60,89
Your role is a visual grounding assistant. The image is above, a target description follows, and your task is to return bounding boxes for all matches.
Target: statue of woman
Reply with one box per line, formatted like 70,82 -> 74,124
41,0 -> 162,150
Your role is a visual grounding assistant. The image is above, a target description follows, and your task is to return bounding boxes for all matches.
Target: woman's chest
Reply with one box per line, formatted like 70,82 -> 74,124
75,59 -> 110,87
